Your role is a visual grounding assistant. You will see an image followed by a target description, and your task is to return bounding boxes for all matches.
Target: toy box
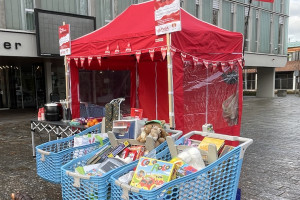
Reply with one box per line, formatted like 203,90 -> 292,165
130,157 -> 177,190
112,119 -> 145,139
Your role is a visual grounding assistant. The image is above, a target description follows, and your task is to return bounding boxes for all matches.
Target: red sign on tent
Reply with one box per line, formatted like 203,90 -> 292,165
58,24 -> 71,56
154,0 -> 181,35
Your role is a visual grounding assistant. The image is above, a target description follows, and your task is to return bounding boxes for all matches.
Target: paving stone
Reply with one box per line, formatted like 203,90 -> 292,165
240,95 -> 300,200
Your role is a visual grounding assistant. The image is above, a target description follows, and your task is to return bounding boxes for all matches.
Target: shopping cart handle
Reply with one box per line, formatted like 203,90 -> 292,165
181,131 -> 253,159
115,180 -> 140,200
166,129 -> 183,141
37,149 -> 51,162
66,170 -> 90,188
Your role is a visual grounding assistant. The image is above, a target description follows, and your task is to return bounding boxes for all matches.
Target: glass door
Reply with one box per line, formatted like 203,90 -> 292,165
0,67 -> 9,109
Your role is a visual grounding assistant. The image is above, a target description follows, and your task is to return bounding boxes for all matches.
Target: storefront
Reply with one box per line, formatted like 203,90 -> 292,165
0,30 -> 64,109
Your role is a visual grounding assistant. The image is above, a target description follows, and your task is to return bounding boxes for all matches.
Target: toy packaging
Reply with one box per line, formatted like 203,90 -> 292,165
170,157 -> 197,178
130,157 -> 177,190
98,158 -> 126,173
198,137 -> 225,153
86,145 -> 113,165
108,141 -> 130,158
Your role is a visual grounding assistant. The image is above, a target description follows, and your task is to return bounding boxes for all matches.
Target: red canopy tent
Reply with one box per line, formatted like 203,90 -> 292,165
67,1 -> 244,138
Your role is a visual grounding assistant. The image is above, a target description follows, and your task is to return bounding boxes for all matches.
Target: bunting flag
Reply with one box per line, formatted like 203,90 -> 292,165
97,56 -> 102,66
66,57 -> 71,66
212,62 -> 218,71
80,57 -> 85,67
161,47 -> 167,60
136,51 -> 141,63
238,58 -> 243,69
125,43 -> 132,52
180,53 -> 187,62
192,56 -> 203,67
170,46 -> 176,58
88,56 -> 93,66
221,62 -> 226,72
105,45 -> 110,55
228,61 -> 234,70
203,60 -> 209,69
149,49 -> 155,61
115,44 -> 120,54
74,57 -> 79,67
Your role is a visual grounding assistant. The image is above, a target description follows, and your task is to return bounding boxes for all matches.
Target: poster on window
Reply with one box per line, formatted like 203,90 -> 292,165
154,0 -> 181,35
58,24 -> 71,56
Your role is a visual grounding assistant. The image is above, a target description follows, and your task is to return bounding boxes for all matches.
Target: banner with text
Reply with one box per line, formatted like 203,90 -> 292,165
154,0 -> 181,35
58,24 -> 71,56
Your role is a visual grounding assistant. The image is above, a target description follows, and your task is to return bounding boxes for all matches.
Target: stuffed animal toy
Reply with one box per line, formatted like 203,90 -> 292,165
137,120 -> 169,147
149,126 -> 162,147
136,127 -> 147,143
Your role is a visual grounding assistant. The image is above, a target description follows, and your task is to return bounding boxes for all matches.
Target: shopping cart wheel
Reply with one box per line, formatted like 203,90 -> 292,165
11,193 -> 32,200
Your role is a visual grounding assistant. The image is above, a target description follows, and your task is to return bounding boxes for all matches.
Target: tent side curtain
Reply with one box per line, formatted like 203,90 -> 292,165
172,9 -> 244,141
70,55 -> 169,122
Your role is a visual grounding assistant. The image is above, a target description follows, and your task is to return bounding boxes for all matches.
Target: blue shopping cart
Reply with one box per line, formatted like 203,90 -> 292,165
110,131 -> 253,200
60,129 -> 182,200
36,123 -> 108,184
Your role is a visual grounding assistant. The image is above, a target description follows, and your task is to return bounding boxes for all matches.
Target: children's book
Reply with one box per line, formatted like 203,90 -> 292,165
198,137 -> 225,153
170,157 -> 197,178
130,157 -> 177,190
76,163 -> 104,177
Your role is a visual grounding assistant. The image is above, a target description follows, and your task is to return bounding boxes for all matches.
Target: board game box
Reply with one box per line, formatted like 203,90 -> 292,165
130,157 -> 177,190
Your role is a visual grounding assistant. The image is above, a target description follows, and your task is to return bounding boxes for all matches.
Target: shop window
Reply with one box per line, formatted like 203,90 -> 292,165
275,72 -> 294,90
244,7 -> 250,52
230,3 -> 235,31
24,0 -> 35,31
212,0 -> 219,26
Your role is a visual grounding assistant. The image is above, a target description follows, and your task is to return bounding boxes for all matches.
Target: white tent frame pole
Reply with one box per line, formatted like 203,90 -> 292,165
63,21 -> 70,109
166,33 -> 175,128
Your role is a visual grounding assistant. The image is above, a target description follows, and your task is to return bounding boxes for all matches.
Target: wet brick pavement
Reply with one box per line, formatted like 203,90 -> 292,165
240,95 -> 300,200
1,96 -> 300,199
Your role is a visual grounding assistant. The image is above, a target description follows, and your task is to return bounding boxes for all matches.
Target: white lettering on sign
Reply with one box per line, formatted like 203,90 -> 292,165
59,33 -> 70,46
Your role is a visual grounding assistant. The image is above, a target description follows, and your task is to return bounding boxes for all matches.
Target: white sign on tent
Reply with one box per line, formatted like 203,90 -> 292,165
154,0 -> 182,35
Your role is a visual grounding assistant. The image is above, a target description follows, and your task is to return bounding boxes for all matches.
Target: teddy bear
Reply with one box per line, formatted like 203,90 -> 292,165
149,125 -> 162,147
136,120 -> 170,147
136,125 -> 152,143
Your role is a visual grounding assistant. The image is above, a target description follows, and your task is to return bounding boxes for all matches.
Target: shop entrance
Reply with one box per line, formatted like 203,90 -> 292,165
0,67 -> 9,109
0,64 -> 45,109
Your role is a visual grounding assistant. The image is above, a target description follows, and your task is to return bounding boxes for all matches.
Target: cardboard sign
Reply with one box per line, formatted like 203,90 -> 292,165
154,0 -> 181,35
58,24 -> 71,56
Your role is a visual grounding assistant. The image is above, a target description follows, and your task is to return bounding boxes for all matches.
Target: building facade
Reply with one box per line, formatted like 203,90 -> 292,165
0,0 -> 289,110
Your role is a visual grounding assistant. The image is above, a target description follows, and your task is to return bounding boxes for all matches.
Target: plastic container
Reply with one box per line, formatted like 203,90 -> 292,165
60,129 -> 182,200
110,131 -> 253,200
36,123 -> 108,184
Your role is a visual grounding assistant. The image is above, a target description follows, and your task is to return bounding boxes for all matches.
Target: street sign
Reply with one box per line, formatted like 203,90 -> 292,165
154,0 -> 181,35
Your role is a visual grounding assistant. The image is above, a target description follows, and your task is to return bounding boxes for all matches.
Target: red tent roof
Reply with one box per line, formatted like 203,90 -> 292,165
70,1 -> 243,59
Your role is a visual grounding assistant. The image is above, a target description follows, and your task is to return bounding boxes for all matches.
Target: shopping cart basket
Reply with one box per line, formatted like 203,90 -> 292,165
61,129 -> 182,200
36,123 -> 108,184
110,131 -> 253,200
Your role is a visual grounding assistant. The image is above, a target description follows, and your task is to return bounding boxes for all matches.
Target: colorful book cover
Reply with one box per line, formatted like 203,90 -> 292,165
198,137 -> 225,152
219,145 -> 235,157
170,157 -> 197,178
130,157 -> 177,190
